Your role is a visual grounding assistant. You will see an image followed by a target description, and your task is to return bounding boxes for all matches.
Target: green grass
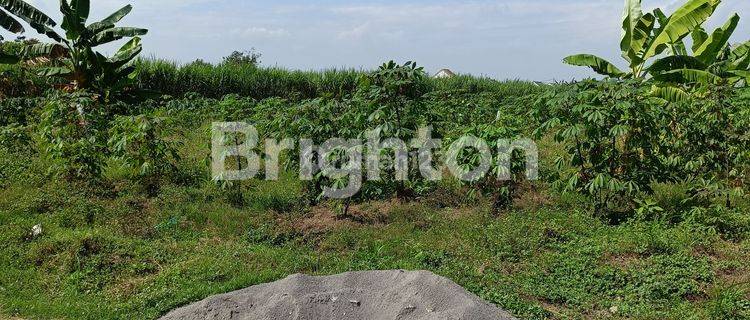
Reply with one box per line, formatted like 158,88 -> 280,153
134,58 -> 545,101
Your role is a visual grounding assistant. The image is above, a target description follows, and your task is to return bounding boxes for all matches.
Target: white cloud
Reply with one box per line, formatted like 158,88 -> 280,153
6,0 -> 750,80
236,26 -> 288,37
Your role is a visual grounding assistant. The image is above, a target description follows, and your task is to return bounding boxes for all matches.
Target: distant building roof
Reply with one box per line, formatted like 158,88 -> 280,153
433,69 -> 456,78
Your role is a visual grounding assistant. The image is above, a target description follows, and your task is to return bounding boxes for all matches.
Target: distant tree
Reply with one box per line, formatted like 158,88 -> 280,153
222,49 -> 261,67
188,59 -> 212,67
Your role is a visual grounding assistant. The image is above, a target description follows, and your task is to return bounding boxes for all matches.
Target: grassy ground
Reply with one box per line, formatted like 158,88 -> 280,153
1,115 -> 749,320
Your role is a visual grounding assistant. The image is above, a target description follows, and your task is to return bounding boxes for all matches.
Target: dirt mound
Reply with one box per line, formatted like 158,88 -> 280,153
160,270 -> 517,320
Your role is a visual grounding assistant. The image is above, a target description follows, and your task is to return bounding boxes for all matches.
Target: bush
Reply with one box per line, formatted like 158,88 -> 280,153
0,123 -> 30,153
108,113 -> 181,194
0,97 -> 40,126
222,49 -> 261,67
536,80 -> 670,214
38,91 -> 109,180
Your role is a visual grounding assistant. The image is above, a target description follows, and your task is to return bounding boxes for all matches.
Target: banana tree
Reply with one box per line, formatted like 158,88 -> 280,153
0,0 -> 147,96
0,0 -> 56,63
646,13 -> 750,102
564,0 -> 721,79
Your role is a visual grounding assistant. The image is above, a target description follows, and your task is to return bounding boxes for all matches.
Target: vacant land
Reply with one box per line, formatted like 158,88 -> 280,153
1,62 -> 748,319
0,0 -> 749,318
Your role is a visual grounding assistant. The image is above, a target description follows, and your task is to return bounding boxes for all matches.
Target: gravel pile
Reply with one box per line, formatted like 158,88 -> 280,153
160,270 -> 517,320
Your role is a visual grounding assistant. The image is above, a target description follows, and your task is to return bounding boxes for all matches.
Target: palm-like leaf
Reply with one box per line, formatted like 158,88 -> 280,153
691,27 -> 709,52
60,0 -> 86,40
91,27 -> 147,46
730,41 -> 750,70
33,23 -> 65,43
625,13 -> 656,67
0,0 -> 55,27
652,68 -> 722,84
651,85 -> 692,102
621,0 -> 643,56
693,13 -> 739,65
70,0 -> 89,22
642,0 -> 720,61
87,5 -> 132,34
0,8 -> 24,33
37,66 -> 73,77
647,55 -> 706,74
731,41 -> 750,61
670,40 -> 689,56
729,70 -> 750,82
563,54 -> 626,78
22,42 -> 68,58
109,37 -> 142,69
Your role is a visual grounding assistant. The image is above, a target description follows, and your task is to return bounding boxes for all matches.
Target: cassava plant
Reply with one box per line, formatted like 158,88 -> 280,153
535,80 -> 672,216
38,90 -> 108,180
449,112 -> 529,213
108,113 -> 181,195
360,61 -> 428,199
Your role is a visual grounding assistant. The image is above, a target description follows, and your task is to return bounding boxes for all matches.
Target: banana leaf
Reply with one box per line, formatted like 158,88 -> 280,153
652,68 -> 722,84
651,85 -> 692,103
647,56 -> 706,74
642,0 -> 720,60
0,0 -> 55,27
563,54 -> 626,78
694,13 -> 739,65
87,5 -> 132,34
0,8 -> 24,33
91,27 -> 147,46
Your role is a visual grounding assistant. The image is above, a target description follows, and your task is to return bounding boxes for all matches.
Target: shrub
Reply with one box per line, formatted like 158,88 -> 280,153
0,97 -> 40,126
108,113 -> 181,194
536,80 -> 670,214
0,123 -> 30,152
38,91 -> 108,180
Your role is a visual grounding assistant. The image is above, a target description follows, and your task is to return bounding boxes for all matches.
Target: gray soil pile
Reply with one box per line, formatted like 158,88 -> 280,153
160,270 -> 517,320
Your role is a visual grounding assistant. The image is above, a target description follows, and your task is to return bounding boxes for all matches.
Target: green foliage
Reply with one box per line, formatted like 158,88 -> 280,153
536,80 -> 669,213
108,113 -> 181,193
447,105 -> 530,211
38,91 -> 108,180
536,79 -> 749,218
0,96 -> 39,125
0,122 -> 28,152
669,86 -> 749,187
135,58 -> 543,101
626,254 -> 713,302
564,0 -> 740,84
0,0 -> 147,97
222,49 -> 261,67
707,286 -> 750,320
136,59 -> 363,100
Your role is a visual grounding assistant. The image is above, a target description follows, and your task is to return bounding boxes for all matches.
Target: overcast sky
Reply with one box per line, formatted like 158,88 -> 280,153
7,0 -> 750,81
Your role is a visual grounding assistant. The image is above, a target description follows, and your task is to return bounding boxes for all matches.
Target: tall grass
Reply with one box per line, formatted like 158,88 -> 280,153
135,59 -> 363,100
135,58 -> 545,100
429,74 -> 545,96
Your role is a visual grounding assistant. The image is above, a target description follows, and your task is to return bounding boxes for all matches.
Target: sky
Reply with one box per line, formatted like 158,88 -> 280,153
7,0 -> 750,81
